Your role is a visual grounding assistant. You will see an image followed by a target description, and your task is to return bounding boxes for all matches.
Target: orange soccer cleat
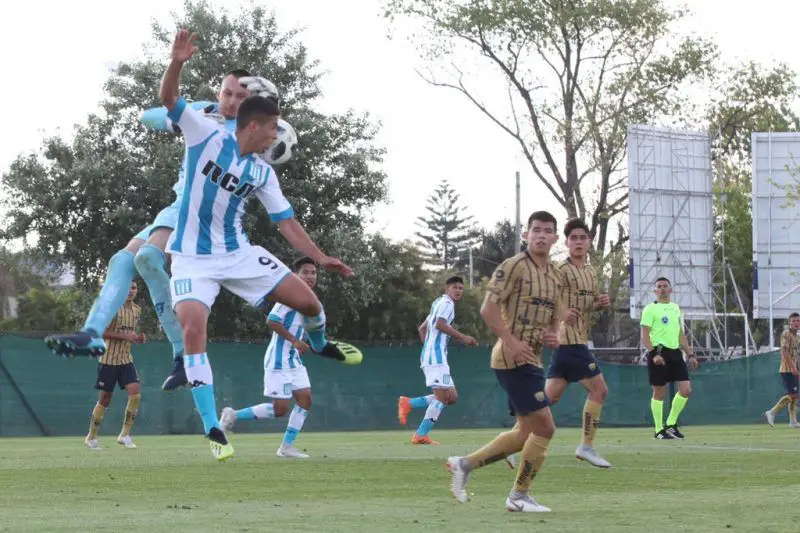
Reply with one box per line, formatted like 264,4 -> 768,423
411,433 -> 439,445
397,396 -> 412,426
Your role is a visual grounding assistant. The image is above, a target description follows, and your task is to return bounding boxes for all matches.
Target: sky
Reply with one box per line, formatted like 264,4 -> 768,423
2,0 -> 800,244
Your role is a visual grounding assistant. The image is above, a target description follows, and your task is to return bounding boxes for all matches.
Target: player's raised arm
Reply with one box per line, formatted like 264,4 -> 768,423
160,29 -> 198,111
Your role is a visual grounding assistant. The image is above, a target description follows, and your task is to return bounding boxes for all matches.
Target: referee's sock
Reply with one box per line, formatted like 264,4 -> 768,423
651,398 -> 664,433
666,393 -> 688,426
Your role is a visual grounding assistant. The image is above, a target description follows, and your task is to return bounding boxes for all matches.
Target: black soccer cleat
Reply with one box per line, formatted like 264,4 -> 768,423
654,429 -> 676,440
44,330 -> 106,358
665,425 -> 685,439
161,353 -> 188,391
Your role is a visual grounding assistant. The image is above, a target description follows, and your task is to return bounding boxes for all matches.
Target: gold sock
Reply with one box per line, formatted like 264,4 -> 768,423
771,395 -> 792,414
120,394 -> 141,437
513,434 -> 551,493
88,403 -> 106,439
466,430 -> 524,469
790,398 -> 798,424
582,399 -> 602,447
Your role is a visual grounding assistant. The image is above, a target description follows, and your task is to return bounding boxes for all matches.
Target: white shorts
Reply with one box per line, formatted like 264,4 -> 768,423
264,367 -> 311,398
170,245 -> 291,310
133,201 -> 180,241
423,364 -> 455,389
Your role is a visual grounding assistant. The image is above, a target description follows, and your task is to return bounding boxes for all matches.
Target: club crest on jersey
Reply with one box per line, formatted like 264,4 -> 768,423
202,160 -> 257,198
661,315 -> 669,324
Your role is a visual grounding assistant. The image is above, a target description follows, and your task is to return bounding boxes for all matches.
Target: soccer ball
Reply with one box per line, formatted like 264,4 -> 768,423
260,119 -> 298,166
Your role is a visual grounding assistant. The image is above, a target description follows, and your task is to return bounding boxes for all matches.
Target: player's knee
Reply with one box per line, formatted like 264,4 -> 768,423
590,383 -> 608,403
446,389 -> 457,405
134,244 -> 164,275
295,393 -> 312,410
679,383 -> 692,397
98,393 -> 112,407
295,300 -> 321,318
180,320 -> 204,342
273,401 -> 291,417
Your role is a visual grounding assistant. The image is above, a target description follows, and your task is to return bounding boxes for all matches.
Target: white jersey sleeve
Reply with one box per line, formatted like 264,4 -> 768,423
253,166 -> 295,223
167,97 -> 221,146
434,297 -> 455,324
267,303 -> 292,323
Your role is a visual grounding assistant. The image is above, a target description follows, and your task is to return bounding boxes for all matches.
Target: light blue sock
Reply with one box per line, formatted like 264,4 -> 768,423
410,395 -> 434,409
83,250 -> 136,335
236,403 -> 274,421
135,244 -> 184,357
282,405 -> 308,447
184,353 -> 219,433
302,309 -> 328,352
416,399 -> 445,437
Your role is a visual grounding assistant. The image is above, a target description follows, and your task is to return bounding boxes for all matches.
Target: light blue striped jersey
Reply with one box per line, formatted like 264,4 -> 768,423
164,97 -> 294,256
139,101 -> 236,201
265,303 -> 305,370
420,294 -> 456,367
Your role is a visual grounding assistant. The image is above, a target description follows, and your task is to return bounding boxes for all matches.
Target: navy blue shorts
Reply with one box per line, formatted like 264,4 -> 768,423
781,372 -> 799,394
95,363 -> 139,393
547,344 -> 602,383
494,365 -> 550,417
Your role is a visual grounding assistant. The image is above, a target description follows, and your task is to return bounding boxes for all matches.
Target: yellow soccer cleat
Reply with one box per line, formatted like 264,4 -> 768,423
207,428 -> 234,462
318,341 -> 363,365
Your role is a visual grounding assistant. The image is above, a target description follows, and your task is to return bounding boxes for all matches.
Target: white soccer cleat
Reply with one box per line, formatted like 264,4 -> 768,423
446,456 -> 471,503
84,437 -> 101,450
117,435 -> 137,449
220,407 -> 237,432
789,421 -> 800,428
506,494 -> 551,513
765,410 -> 776,427
276,445 -> 309,459
575,445 -> 611,468
504,453 -> 518,469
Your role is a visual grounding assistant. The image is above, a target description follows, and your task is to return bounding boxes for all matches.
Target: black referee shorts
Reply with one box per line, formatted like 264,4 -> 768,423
646,347 -> 689,386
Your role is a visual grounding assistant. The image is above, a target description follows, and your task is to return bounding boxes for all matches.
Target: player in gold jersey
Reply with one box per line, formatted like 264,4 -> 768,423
446,211 -> 562,513
547,218 -> 611,466
85,282 -> 146,449
765,312 -> 800,427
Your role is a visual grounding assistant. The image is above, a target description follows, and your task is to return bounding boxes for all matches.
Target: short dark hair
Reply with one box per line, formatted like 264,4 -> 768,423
655,277 -> 671,286
527,211 -> 557,230
445,275 -> 464,286
293,256 -> 316,272
226,68 -> 252,79
236,96 -> 280,130
790,312 -> 800,320
564,218 -> 590,238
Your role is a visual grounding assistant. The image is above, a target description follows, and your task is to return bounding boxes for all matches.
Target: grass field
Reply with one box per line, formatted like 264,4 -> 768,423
2,425 -> 800,532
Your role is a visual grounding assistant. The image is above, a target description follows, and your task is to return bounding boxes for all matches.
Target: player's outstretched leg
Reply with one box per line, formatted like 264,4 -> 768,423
220,403 -> 276,432
134,242 -> 187,390
397,394 -> 433,425
46,249 -> 137,357
766,394 -> 791,426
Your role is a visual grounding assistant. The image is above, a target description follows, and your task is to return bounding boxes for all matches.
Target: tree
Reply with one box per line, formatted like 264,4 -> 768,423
707,62 -> 800,315
384,0 -> 716,260
455,219 -> 522,282
1,0 -> 387,290
415,179 -> 477,270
